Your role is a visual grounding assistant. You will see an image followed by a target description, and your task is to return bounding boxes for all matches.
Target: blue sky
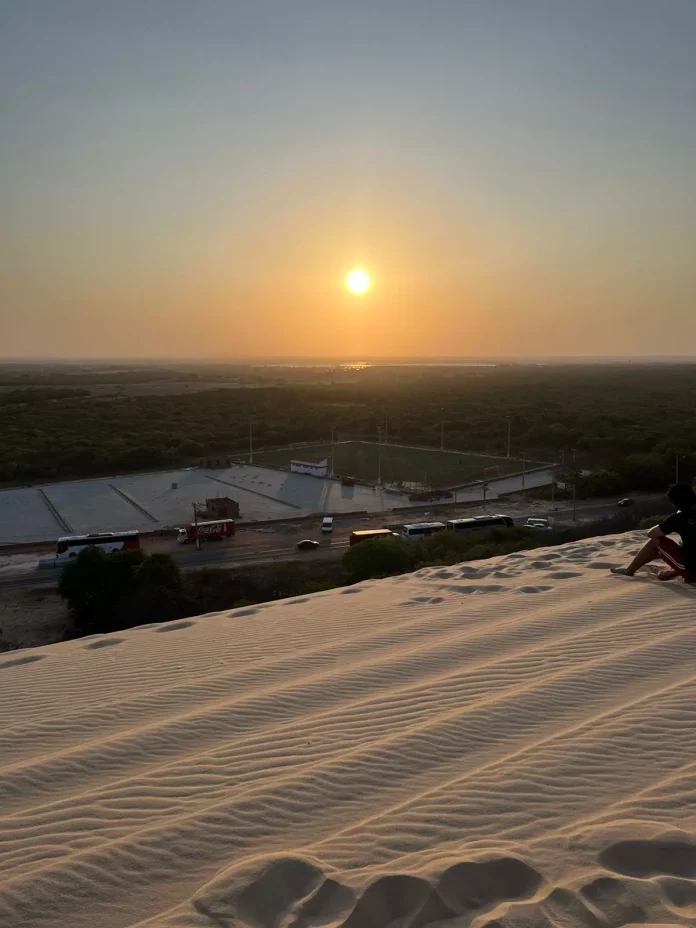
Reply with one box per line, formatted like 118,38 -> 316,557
2,1 -> 695,357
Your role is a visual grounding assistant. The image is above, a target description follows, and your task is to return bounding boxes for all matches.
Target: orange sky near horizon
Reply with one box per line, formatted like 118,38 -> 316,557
2,2 -> 696,359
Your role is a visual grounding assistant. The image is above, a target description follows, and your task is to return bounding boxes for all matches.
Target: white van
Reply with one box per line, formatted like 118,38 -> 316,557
321,517 -> 334,534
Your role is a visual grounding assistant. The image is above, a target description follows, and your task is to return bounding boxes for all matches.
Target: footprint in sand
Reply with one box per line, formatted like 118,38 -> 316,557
599,838 -> 696,879
342,875 -> 446,928
659,876 -> 696,908
85,638 -> 124,650
155,620 -> 194,633
0,653 -> 45,670
450,584 -> 508,595
458,567 -> 482,578
227,858 -> 355,928
437,857 -> 542,913
580,876 -> 647,925
225,855 -> 542,928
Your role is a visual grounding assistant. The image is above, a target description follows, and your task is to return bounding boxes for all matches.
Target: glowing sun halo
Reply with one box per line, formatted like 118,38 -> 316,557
345,269 -> 370,295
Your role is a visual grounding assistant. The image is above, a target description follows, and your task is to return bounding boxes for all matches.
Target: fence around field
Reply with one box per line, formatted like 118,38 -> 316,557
248,440 -> 552,490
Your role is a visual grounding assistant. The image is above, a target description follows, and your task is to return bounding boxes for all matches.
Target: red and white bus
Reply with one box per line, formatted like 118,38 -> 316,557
177,519 -> 236,544
55,531 -> 140,561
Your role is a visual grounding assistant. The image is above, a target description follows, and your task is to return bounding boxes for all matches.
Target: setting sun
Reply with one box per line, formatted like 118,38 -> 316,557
345,269 -> 371,295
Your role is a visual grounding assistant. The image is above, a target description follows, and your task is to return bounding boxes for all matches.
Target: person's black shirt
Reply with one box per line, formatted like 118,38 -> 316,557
659,506 -> 696,577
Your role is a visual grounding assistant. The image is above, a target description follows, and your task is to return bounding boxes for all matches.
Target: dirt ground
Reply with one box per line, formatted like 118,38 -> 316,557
0,585 -> 68,653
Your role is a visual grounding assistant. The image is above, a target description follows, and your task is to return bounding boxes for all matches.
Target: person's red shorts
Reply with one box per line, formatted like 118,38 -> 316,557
657,537 -> 693,581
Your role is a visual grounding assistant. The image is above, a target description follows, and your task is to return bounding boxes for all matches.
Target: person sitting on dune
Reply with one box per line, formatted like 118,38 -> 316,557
611,483 -> 696,582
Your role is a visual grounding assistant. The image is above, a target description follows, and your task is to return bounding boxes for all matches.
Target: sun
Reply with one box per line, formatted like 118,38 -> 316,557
345,269 -> 370,295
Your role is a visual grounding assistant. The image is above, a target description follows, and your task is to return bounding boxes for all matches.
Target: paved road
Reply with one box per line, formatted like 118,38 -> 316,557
540,495 -> 663,524
1,495 -> 663,589
2,540 -> 350,588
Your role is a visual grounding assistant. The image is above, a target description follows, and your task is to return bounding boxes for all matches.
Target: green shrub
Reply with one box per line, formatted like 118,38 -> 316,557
462,543 -> 501,561
638,514 -> 670,530
59,547 -> 184,636
301,579 -> 338,594
342,538 -> 416,581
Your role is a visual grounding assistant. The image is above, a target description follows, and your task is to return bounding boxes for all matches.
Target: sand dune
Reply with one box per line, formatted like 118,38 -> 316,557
1,532 -> 696,927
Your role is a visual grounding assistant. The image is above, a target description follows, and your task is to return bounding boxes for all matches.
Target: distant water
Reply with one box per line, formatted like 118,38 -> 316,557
255,360 -> 497,369
249,356 -> 696,369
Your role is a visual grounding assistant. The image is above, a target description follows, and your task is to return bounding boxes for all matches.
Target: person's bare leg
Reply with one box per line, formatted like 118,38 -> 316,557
611,538 -> 660,576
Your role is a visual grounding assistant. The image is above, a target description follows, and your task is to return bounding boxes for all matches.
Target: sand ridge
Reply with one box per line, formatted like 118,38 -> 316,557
1,531 -> 695,927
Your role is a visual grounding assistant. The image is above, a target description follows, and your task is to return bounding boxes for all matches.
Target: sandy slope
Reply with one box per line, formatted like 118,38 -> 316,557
1,532 -> 695,928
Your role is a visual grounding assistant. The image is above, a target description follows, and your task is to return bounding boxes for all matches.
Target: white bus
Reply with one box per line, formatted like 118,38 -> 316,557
55,531 -> 141,561
401,521 -> 447,540
446,514 -> 514,533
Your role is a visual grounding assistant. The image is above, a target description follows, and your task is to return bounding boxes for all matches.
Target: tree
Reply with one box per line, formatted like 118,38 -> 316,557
620,453 -> 672,491
58,547 -> 145,635
112,554 -> 186,628
577,468 -> 623,498
136,553 -> 182,590
58,547 -> 183,636
341,539 -> 415,582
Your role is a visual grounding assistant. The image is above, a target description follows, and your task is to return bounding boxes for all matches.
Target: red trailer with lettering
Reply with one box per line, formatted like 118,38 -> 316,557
177,519 -> 236,544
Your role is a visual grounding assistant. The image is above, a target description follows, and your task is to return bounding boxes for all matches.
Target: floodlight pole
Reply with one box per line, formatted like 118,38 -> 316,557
440,409 -> 445,451
572,480 -> 577,522
506,416 -> 512,458
193,502 -> 200,551
249,415 -> 253,464
377,427 -> 382,486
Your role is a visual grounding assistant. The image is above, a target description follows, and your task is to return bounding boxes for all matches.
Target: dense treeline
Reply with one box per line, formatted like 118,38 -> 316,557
0,388 -> 90,406
3,364 -> 696,488
0,365 -> 262,386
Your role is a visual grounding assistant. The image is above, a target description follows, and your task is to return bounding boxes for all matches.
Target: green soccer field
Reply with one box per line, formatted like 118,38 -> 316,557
251,441 -> 525,489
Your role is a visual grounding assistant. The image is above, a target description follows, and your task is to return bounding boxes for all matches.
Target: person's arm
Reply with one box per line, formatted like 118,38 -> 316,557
653,513 -> 679,539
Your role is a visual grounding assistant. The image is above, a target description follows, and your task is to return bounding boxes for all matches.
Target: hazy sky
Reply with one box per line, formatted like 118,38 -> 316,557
2,1 -> 696,358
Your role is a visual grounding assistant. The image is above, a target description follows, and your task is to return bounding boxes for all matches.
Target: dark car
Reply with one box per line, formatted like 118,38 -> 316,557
617,498 -> 635,507
297,539 -> 320,551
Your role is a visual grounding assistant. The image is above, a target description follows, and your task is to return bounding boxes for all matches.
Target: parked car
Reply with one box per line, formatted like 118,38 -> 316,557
297,539 -> 320,551
525,517 -> 553,531
617,498 -> 635,507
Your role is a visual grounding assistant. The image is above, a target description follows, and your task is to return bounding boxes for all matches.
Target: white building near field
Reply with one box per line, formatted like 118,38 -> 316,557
290,457 -> 329,477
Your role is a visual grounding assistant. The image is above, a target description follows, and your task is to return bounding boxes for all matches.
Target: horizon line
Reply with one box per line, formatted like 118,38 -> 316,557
3,354 -> 696,365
